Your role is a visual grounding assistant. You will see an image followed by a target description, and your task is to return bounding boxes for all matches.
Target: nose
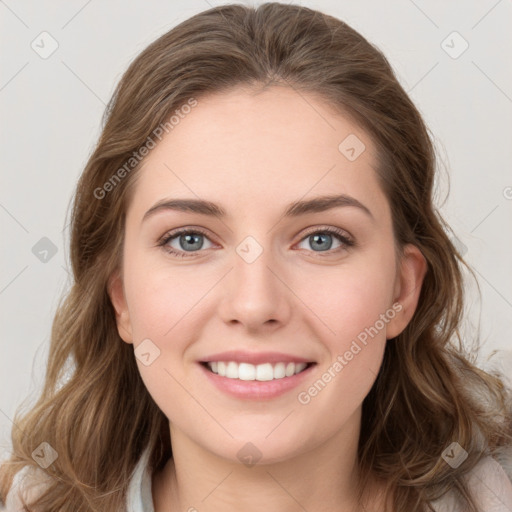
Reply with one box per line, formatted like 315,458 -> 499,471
217,238 -> 293,333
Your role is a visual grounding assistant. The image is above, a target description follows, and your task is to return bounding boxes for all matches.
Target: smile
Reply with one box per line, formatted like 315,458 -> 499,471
204,361 -> 312,381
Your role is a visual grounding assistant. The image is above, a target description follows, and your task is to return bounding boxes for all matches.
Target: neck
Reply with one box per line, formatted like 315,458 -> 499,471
152,409 -> 385,512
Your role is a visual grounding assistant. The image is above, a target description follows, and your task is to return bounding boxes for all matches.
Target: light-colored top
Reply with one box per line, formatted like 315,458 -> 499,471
2,447 -> 512,511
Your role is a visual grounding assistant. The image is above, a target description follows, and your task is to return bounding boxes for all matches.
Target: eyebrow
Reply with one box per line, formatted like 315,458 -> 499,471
142,194 -> 374,223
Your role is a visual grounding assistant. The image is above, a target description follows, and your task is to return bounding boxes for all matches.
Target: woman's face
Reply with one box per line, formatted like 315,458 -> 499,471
109,85 -> 425,464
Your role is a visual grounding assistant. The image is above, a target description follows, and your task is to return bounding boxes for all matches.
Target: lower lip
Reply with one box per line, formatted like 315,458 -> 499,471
199,363 -> 316,400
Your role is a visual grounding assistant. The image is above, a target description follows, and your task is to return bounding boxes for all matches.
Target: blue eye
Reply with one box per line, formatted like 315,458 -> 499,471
158,227 -> 354,258
159,229 -> 214,258
300,232 -> 337,252
296,228 -> 354,253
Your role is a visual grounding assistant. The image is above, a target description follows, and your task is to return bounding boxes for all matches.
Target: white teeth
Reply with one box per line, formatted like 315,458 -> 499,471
274,362 -> 286,379
226,361 -> 239,379
256,363 -> 273,381
238,363 -> 256,381
295,362 -> 307,374
206,361 -> 310,381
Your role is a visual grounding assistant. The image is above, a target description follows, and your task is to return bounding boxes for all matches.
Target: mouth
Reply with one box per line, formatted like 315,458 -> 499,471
198,357 -> 317,400
200,361 -> 316,381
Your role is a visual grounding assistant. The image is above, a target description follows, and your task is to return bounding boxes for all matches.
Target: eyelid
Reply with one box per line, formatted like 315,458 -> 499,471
298,225 -> 354,244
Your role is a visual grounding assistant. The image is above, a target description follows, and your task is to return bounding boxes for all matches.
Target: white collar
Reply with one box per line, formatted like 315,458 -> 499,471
126,445 -> 155,512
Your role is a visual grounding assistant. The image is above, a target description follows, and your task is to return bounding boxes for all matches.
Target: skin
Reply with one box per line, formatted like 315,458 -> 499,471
108,85 -> 427,512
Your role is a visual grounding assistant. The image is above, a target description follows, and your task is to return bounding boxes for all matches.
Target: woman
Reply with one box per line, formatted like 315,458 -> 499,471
1,3 -> 511,511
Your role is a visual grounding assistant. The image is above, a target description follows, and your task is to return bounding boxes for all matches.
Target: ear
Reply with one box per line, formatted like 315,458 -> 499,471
386,243 -> 428,340
107,269 -> 134,344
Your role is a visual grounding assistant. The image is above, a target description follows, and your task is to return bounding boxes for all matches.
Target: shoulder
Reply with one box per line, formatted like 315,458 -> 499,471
431,455 -> 512,512
1,464 -> 52,511
2,447 -> 155,512
468,455 -> 512,510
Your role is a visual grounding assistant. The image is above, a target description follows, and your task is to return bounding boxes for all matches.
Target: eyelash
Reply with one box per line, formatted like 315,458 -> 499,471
157,226 -> 355,259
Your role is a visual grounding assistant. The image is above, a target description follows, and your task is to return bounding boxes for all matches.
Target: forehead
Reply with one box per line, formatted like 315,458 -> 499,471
127,86 -> 389,221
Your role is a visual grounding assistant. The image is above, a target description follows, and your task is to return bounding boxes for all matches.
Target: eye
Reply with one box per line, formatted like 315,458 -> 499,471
158,226 -> 355,259
296,227 -> 354,254
158,228 -> 215,258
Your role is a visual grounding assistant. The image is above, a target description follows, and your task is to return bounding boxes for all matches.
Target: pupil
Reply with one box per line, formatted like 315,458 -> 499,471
181,233 -> 203,251
311,233 -> 332,251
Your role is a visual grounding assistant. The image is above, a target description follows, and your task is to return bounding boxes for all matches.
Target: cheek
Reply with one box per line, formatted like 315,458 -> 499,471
123,266 -> 203,422
123,253 -> 213,342
293,248 -> 395,405
122,259 -> 219,403
294,250 -> 396,345
296,274 -> 390,419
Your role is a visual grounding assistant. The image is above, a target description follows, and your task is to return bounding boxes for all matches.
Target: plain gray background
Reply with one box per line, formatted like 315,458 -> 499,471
1,0 -> 511,461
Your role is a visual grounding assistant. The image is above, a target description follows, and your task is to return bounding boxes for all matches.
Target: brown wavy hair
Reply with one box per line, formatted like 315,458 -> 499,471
1,3 -> 511,511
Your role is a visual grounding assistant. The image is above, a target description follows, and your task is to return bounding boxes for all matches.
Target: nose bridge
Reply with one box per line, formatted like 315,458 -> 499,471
218,232 -> 292,328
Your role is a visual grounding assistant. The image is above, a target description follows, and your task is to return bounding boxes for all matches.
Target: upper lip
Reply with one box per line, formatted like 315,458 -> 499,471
199,350 -> 315,365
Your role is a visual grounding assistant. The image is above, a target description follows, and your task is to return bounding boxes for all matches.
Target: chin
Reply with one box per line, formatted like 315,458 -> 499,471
212,433 -> 312,467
